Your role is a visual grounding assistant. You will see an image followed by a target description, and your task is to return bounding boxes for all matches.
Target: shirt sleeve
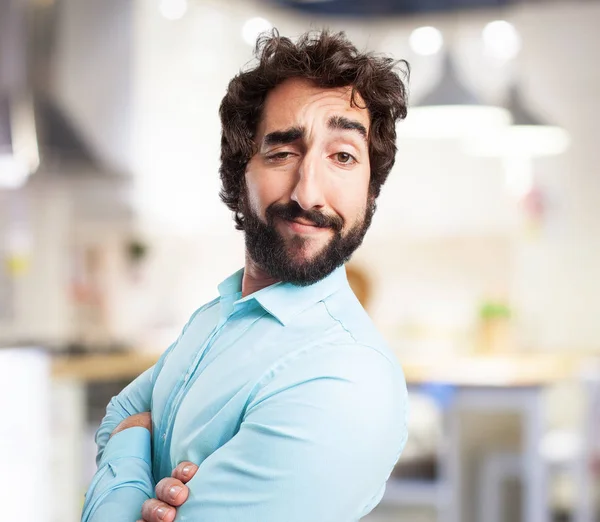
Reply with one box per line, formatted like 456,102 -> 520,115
175,344 -> 409,522
81,427 -> 154,522
95,306 -> 206,462
94,366 -> 156,466
83,346 -> 176,522
83,308 -> 204,521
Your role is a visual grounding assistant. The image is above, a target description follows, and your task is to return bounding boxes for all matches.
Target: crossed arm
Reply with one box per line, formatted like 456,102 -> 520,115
81,367 -> 156,522
83,346 -> 408,522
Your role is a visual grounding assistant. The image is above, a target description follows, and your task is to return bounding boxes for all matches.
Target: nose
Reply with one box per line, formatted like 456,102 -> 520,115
291,154 -> 326,211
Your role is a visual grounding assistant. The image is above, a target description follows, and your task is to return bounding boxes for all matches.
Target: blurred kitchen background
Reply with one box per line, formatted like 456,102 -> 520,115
1,0 -> 599,521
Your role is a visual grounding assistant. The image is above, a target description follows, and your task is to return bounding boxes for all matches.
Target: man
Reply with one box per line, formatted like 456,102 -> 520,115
82,29 -> 409,522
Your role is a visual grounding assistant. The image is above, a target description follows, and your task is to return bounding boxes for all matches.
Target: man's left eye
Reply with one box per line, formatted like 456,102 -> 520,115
334,152 -> 356,164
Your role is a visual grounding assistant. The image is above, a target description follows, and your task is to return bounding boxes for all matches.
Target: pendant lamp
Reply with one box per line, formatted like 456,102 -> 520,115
397,53 -> 511,139
465,84 -> 570,157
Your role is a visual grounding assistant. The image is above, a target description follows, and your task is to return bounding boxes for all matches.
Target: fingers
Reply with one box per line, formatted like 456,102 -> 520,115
155,477 -> 189,506
139,462 -> 198,521
171,461 -> 199,483
140,498 -> 176,522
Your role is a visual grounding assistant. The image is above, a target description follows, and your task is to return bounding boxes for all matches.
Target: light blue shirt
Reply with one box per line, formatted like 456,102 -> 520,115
82,265 -> 408,522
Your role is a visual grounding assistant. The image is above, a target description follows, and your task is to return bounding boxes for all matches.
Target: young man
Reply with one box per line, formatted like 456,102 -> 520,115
82,29 -> 409,522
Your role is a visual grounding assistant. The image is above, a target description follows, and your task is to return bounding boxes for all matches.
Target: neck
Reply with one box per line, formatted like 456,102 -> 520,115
242,252 -> 280,297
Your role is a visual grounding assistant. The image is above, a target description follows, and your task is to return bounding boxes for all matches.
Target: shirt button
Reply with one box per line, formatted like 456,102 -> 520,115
162,433 -> 167,442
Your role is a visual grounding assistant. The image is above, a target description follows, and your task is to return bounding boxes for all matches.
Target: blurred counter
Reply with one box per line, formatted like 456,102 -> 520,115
51,351 -> 587,386
400,353 -> 585,387
51,351 -> 160,382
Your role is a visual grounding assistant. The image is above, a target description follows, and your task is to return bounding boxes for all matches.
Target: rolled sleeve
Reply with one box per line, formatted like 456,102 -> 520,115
98,426 -> 152,467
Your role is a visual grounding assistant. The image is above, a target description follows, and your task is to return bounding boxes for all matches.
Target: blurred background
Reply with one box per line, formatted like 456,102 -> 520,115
1,0 -> 599,521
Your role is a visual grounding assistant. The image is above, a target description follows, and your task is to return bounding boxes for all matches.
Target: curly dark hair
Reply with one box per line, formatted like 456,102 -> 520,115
219,29 -> 409,231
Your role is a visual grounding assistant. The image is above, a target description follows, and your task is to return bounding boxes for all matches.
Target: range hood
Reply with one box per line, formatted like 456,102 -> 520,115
0,0 -> 99,189
270,0 -> 509,17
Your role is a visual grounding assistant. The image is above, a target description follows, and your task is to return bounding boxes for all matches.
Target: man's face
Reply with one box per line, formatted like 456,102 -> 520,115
243,78 -> 374,286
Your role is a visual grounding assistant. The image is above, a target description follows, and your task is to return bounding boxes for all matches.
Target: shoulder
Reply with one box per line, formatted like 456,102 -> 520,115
184,296 -> 221,331
263,283 -> 405,402
246,340 -> 409,475
317,285 -> 398,366
250,340 -> 408,423
155,296 -> 221,372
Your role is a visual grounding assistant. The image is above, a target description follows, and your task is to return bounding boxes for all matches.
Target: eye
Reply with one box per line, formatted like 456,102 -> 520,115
333,152 -> 357,165
266,151 -> 295,162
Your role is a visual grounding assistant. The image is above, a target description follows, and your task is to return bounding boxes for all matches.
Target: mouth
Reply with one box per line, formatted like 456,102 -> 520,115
281,217 -> 330,235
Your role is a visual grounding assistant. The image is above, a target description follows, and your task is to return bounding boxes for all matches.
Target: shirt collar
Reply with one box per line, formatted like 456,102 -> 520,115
217,265 -> 349,326
217,268 -> 244,300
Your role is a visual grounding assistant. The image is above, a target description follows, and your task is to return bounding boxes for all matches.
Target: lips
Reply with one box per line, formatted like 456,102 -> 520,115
282,218 -> 330,235
290,218 -> 323,228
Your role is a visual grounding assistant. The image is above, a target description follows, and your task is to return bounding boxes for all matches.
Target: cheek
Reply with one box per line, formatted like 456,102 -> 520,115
244,163 -> 289,217
328,169 -> 370,225
243,172 -> 262,215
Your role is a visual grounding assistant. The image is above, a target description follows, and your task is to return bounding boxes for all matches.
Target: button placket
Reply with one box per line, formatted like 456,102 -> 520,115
159,317 -> 231,473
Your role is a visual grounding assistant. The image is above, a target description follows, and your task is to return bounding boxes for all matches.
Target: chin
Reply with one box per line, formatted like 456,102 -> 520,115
286,242 -> 327,263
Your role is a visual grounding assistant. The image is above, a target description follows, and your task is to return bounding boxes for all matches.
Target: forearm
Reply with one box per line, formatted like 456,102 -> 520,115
95,337 -> 181,463
82,428 -> 155,522
95,367 -> 154,463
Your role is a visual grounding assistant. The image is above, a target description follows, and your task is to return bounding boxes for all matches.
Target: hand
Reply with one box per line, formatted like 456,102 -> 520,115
110,412 -> 152,438
139,461 -> 199,522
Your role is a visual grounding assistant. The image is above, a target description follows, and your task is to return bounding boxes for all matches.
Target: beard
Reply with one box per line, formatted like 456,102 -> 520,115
243,198 -> 375,286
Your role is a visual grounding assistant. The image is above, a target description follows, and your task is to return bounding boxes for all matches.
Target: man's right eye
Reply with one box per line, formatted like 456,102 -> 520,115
266,152 -> 294,161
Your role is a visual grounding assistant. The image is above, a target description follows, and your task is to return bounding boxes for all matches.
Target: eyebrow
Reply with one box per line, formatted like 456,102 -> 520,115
263,127 -> 304,147
327,115 -> 368,142
261,116 -> 368,148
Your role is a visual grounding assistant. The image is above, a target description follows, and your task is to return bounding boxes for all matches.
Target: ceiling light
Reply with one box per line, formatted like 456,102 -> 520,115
482,20 -> 521,61
159,0 -> 187,21
409,26 -> 443,56
242,17 -> 273,47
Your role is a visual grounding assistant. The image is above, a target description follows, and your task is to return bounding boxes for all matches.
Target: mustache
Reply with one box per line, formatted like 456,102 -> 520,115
266,202 -> 344,233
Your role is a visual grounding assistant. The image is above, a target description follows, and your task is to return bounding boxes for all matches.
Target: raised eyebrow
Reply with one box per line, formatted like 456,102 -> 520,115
327,116 -> 368,143
263,127 -> 304,147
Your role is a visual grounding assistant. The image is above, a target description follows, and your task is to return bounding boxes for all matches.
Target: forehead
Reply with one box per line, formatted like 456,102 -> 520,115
258,78 -> 370,135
